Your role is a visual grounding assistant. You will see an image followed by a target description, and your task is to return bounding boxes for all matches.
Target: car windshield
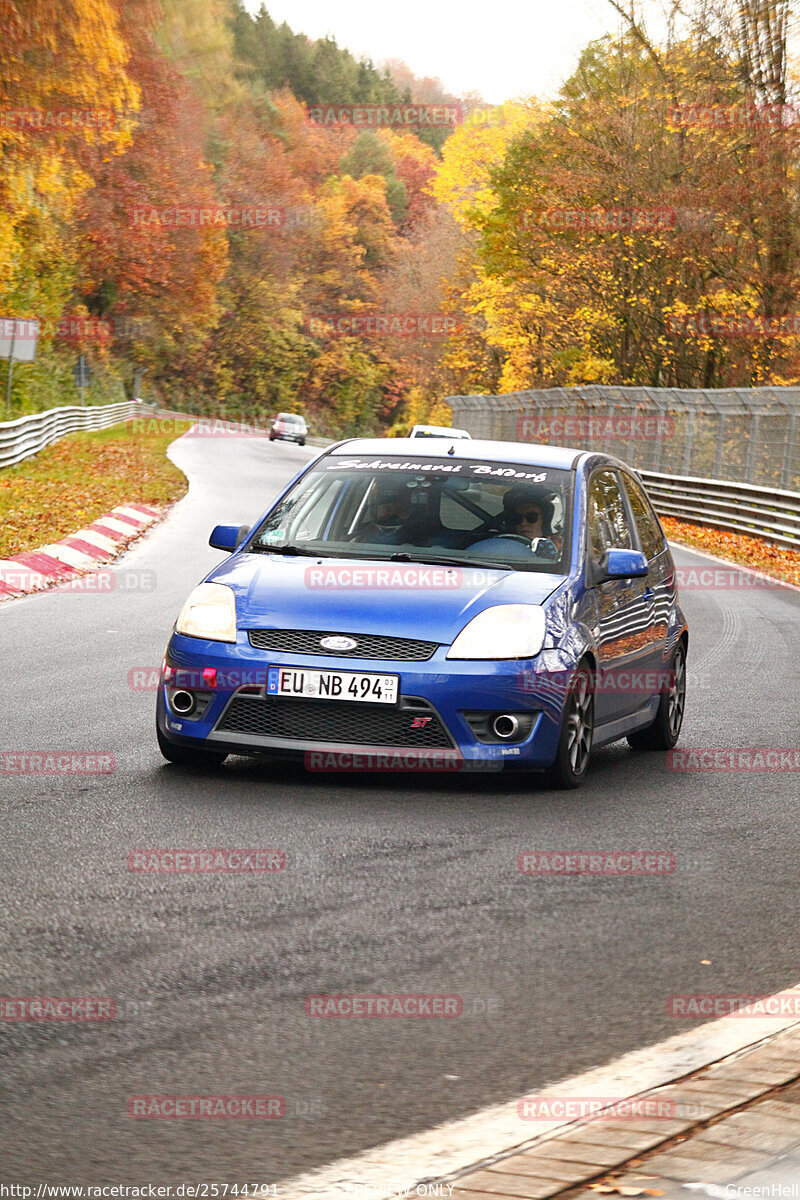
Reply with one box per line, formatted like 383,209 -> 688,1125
279,414 -> 304,425
249,454 -> 573,573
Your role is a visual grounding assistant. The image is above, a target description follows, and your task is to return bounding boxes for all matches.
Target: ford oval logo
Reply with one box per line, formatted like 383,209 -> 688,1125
320,635 -> 357,652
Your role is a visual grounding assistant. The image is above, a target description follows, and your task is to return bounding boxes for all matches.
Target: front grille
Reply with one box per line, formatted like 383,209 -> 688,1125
215,696 -> 452,747
247,629 -> 438,661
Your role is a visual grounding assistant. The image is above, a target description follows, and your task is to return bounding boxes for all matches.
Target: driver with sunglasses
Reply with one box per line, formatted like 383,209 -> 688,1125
502,485 -> 563,553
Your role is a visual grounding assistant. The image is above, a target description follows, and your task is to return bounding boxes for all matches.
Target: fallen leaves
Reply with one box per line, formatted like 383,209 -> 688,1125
0,420 -> 190,558
662,517 -> 800,587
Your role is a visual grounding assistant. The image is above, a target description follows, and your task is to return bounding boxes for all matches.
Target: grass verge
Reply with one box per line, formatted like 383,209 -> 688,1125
0,419 -> 190,558
662,516 -> 800,587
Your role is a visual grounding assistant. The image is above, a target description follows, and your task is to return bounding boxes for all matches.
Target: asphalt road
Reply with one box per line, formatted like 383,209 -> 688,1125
2,432 -> 799,1186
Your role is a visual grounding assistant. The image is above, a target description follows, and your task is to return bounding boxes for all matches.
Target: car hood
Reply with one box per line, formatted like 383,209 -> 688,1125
208,553 -> 565,645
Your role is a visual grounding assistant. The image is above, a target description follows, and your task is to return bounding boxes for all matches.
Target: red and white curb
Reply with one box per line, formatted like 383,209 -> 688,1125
0,503 -> 161,600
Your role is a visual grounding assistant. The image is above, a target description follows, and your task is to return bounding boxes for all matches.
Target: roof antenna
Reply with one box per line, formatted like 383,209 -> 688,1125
447,443 -> 455,456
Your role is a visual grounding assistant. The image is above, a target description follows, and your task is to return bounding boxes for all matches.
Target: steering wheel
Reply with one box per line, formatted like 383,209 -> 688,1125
492,534 -> 531,546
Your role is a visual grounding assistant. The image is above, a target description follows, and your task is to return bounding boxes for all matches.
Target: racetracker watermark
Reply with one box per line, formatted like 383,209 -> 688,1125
304,565 -> 463,589
57,570 -> 156,593
668,102 -> 800,127
0,108 -> 116,132
131,418 -> 266,438
307,104 -> 463,128
0,317 -> 39,342
518,414 -> 675,441
1,568 -> 156,594
518,851 -> 676,875
306,314 -> 461,338
520,207 -> 676,232
668,993 -> 800,1017
129,666 -> 278,691
667,748 -> 800,772
2,997 -> 115,1020
676,566 -> 785,589
522,669 -> 678,696
1,752 -> 115,775
305,994 -> 462,1017
128,1096 -> 285,1119
129,206 -> 285,229
0,315 -> 153,350
128,849 -> 286,872
50,315 -> 155,342
304,750 -> 501,773
518,1096 -> 694,1120
667,313 -> 800,338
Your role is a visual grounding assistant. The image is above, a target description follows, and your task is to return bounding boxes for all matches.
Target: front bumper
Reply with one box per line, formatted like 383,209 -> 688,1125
156,632 -> 580,769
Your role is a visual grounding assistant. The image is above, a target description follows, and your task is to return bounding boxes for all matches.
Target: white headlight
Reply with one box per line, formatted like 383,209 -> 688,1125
447,604 -> 546,660
176,583 -> 237,643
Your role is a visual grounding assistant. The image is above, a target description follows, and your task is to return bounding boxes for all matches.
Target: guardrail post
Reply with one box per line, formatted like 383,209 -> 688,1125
781,414 -> 797,490
681,409 -> 695,475
652,413 -> 664,472
745,414 -> 759,483
4,323 -> 16,417
713,414 -> 726,478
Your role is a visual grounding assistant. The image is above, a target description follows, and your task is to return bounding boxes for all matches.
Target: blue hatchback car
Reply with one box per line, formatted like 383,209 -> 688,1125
156,438 -> 688,787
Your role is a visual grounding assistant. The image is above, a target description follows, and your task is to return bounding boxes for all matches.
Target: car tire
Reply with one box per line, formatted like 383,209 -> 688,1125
299,438 -> 306,446
627,639 -> 687,752
546,659 -> 594,789
157,724 -> 228,768
269,434 -> 275,441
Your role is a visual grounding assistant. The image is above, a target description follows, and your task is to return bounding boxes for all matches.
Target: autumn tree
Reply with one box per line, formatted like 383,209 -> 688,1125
0,0 -> 138,356
75,0 -> 228,399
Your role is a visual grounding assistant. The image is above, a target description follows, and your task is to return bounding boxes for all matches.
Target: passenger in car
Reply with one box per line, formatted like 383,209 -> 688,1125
350,479 -> 418,545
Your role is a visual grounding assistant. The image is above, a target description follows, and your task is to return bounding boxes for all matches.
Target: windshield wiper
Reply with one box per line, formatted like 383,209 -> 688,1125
389,551 -> 510,571
251,543 -> 327,557
251,545 -> 516,571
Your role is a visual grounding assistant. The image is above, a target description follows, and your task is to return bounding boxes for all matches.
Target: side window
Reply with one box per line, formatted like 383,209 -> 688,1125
621,473 -> 665,560
587,470 -> 633,559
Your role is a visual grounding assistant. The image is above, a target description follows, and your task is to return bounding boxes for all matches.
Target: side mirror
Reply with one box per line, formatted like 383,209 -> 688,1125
601,548 -> 649,580
209,524 -> 250,552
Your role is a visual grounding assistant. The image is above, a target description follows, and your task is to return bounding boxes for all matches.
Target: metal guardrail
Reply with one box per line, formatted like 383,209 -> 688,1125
448,385 -> 800,491
0,401 -> 142,468
447,388 -> 800,548
638,470 -> 800,548
6,399 -> 798,547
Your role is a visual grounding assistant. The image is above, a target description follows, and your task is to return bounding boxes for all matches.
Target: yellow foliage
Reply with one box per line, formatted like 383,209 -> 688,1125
0,0 -> 139,309
375,128 -> 438,170
156,0 -> 246,110
387,386 -> 453,436
431,100 -> 544,226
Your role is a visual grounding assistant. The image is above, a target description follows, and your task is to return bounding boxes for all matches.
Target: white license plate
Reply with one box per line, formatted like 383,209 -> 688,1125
267,666 -> 399,705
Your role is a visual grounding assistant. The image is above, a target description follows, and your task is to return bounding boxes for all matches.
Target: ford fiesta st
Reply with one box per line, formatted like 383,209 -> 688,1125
156,438 -> 688,787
